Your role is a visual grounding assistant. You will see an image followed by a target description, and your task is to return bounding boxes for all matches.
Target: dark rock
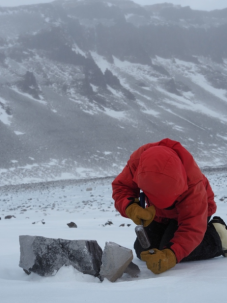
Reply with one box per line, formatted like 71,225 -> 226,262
119,224 -> 125,227
17,71 -> 42,100
5,215 -> 16,219
19,235 -> 102,277
23,269 -> 31,275
122,88 -> 136,100
164,78 -> 181,96
152,64 -> 170,76
67,222 -> 77,228
32,220 -> 45,225
104,69 -> 121,87
124,261 -> 140,277
104,220 -> 113,226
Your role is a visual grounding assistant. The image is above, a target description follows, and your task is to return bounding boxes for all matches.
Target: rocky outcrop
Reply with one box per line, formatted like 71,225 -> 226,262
19,236 -> 137,282
19,236 -> 102,277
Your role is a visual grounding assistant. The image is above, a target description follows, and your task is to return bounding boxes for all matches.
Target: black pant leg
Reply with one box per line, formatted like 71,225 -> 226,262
158,218 -> 223,262
134,217 -> 223,261
181,223 -> 223,262
159,219 -> 178,250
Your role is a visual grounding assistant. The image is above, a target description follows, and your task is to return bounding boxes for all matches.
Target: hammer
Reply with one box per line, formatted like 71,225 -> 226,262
135,192 -> 151,249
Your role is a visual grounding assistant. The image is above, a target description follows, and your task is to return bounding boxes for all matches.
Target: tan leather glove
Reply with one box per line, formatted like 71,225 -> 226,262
125,202 -> 156,227
141,248 -> 176,274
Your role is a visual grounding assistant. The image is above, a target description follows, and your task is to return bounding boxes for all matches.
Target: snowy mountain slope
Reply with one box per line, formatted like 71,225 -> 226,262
0,171 -> 227,302
0,0 -> 227,185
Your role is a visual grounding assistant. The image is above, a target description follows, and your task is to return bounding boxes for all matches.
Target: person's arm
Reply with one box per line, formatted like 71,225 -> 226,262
112,162 -> 140,217
203,174 -> 217,215
112,143 -> 156,217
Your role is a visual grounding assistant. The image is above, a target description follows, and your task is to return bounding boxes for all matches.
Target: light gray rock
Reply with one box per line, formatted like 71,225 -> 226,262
100,242 -> 133,282
19,235 -> 102,277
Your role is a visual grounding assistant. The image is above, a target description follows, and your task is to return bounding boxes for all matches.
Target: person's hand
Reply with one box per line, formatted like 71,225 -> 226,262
125,202 -> 155,227
141,248 -> 176,274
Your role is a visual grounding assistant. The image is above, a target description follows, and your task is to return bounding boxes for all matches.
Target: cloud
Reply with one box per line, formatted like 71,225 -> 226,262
134,0 -> 227,11
0,0 -> 226,11
0,0 -> 53,7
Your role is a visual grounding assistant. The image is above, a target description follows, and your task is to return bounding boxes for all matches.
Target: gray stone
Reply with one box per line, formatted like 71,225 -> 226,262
124,261 -> 140,277
19,235 -> 102,277
5,215 -> 16,219
100,242 -> 133,282
67,222 -> 77,228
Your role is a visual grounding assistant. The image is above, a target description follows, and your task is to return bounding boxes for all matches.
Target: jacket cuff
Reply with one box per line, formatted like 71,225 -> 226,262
125,197 -> 140,209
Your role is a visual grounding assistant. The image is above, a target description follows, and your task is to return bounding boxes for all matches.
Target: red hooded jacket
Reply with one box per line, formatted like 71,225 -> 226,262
112,138 -> 216,262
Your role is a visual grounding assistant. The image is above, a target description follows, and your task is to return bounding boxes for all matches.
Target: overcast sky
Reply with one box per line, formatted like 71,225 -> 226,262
0,0 -> 226,11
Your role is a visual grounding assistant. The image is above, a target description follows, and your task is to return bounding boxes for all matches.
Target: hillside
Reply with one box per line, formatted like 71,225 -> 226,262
0,0 -> 227,184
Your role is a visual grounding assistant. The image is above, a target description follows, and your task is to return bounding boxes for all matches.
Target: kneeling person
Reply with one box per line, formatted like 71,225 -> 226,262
112,138 -> 227,274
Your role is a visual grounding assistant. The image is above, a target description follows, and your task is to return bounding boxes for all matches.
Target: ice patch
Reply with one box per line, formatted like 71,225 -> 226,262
0,96 -> 11,125
90,52 -> 110,73
14,131 -> 25,135
142,109 -> 160,116
0,108 -> 11,125
217,134 -> 227,141
191,73 -> 227,103
107,86 -> 123,97
72,44 -> 87,57
103,151 -> 112,155
12,87 -> 46,105
91,84 -> 99,93
104,108 -> 127,120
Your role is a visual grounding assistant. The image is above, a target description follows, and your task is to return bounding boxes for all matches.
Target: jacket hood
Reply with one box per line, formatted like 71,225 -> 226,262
133,146 -> 188,209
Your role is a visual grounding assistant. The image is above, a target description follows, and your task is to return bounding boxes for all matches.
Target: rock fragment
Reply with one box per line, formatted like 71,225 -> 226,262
67,222 -> 77,228
100,242 -> 133,282
124,261 -> 140,277
5,215 -> 16,219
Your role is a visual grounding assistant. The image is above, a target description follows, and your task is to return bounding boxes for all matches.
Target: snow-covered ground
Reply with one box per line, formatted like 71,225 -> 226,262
0,172 -> 227,303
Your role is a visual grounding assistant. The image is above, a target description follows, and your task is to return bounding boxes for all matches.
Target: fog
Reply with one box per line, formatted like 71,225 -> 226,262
0,0 -> 227,11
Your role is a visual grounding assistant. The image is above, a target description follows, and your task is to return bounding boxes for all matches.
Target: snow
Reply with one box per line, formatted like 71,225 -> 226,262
141,108 -> 160,116
107,2 -> 114,8
11,87 -> 47,105
14,131 -> 25,135
0,96 -> 11,125
90,84 -> 99,92
103,151 -> 112,155
0,172 -> 227,302
90,52 -> 110,73
72,44 -> 86,57
125,13 -> 135,20
162,94 -> 227,123
155,57 -> 227,103
191,73 -> 227,103
107,85 -> 123,98
104,108 -> 127,120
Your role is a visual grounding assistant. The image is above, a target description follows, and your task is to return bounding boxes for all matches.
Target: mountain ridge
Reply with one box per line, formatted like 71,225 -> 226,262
0,0 -> 227,185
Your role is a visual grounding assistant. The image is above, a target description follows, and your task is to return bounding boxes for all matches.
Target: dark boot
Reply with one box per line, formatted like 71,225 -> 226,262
210,216 -> 227,257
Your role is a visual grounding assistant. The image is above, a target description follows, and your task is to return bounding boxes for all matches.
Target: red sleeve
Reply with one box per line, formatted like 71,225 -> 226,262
169,181 -> 208,262
112,163 -> 140,217
112,142 -> 158,217
203,174 -> 217,216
